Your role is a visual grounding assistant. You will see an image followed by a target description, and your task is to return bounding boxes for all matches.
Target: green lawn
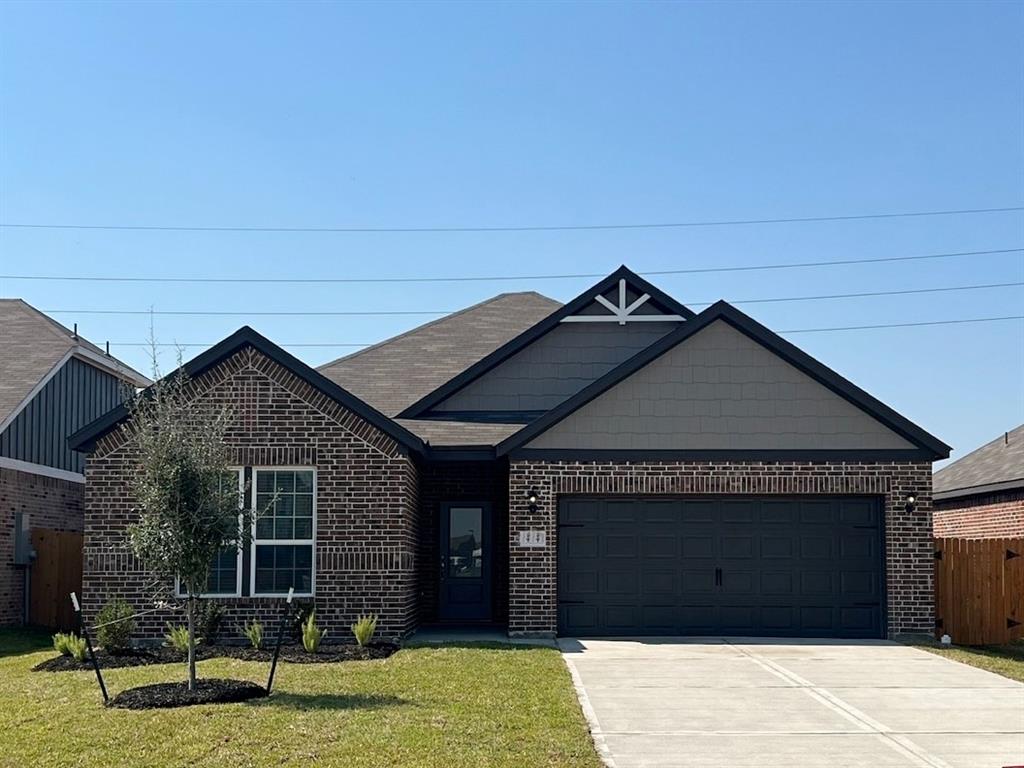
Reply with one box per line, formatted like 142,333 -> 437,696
901,635 -> 1024,683
0,629 -> 600,768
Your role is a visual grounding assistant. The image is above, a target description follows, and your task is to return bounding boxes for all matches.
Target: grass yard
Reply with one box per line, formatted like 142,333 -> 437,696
0,629 -> 601,768
901,636 -> 1024,683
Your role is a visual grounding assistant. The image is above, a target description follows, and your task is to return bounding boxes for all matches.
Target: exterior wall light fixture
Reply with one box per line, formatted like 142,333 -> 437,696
527,487 -> 539,514
904,493 -> 917,513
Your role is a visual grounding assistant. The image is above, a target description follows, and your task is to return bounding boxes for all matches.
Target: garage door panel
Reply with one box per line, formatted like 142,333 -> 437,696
642,535 -> 678,558
604,571 -> 638,595
604,535 -> 638,558
681,570 -> 716,594
558,496 -> 884,639
761,535 -> 795,558
800,536 -> 832,559
682,536 -> 715,558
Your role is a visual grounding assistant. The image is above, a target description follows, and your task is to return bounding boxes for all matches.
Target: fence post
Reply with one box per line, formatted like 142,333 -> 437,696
71,592 -> 109,704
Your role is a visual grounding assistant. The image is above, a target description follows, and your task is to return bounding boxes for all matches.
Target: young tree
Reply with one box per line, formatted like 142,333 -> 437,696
124,357 -> 254,691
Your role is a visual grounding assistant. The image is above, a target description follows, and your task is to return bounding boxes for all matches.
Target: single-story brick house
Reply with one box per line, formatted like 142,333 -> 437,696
933,424 -> 1023,538
1,299 -> 148,627
70,266 -> 950,641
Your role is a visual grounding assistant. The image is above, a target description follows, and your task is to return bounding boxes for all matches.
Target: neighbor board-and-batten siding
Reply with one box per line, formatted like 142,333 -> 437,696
525,320 -> 916,451
0,357 -> 125,473
431,322 -> 678,414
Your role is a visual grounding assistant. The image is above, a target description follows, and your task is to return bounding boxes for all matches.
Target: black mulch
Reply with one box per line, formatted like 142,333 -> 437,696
107,679 -> 268,709
33,642 -> 398,672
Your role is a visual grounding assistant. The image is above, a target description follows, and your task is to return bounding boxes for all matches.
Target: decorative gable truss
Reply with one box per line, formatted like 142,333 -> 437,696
561,277 -> 687,325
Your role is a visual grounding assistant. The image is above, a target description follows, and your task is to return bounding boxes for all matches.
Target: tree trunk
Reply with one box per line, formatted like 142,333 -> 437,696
187,595 -> 198,691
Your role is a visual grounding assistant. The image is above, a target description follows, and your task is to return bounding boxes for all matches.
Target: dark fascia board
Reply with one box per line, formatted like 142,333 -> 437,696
397,265 -> 697,419
497,301 -> 952,460
934,478 -> 1024,501
418,410 -> 546,424
68,326 -> 426,455
509,448 -> 941,462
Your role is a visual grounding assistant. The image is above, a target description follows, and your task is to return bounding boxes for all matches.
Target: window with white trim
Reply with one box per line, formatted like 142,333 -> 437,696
252,468 -> 315,596
176,469 -> 244,597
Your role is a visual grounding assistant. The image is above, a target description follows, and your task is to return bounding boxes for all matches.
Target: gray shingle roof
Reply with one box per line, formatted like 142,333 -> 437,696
934,424 -> 1024,499
0,299 -> 149,427
394,419 -> 524,446
317,292 -> 561,422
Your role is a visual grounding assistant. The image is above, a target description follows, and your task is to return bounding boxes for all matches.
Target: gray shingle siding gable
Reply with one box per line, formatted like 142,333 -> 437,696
525,320 -> 916,451
431,322 -> 678,414
0,357 -> 126,473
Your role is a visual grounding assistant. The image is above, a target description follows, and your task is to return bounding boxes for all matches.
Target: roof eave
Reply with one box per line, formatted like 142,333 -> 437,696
69,326 -> 426,456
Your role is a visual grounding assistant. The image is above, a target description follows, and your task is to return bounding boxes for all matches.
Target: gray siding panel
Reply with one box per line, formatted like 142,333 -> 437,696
0,357 -> 127,473
434,322 -> 677,413
526,320 -> 916,451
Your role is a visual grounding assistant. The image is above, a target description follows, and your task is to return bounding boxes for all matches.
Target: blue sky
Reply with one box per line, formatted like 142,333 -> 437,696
0,1 -> 1021,466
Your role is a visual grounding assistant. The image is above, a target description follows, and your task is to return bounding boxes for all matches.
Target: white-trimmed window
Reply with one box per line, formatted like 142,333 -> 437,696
251,468 -> 316,597
175,469 -> 244,598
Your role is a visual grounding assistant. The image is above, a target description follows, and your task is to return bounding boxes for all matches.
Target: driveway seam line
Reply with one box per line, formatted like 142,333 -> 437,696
726,641 -> 955,768
562,653 -> 618,768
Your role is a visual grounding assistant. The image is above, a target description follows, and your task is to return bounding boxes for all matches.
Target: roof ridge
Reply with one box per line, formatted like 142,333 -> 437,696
317,290 -> 560,369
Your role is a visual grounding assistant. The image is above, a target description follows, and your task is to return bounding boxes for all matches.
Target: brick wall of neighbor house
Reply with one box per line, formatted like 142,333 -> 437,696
416,460 -> 509,625
82,346 -> 420,642
507,460 -> 933,637
933,489 -> 1024,538
1,468 -> 84,626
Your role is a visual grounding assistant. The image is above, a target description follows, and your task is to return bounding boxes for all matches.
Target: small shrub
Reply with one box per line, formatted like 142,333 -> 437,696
301,611 -> 326,653
95,598 -> 135,654
53,632 -> 74,656
164,623 -> 193,653
66,634 -> 88,662
243,620 -> 264,650
351,614 -> 378,648
197,601 -> 224,645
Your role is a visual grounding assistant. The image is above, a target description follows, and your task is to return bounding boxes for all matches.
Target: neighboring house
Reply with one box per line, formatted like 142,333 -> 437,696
933,425 -> 1024,538
70,267 -> 950,641
0,299 -> 149,626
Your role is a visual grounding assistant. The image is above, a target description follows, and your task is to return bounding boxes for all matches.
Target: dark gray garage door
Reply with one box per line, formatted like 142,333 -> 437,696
558,497 -> 884,638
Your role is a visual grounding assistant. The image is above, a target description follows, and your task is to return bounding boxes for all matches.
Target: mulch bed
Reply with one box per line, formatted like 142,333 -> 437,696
33,641 -> 398,672
107,679 -> 268,709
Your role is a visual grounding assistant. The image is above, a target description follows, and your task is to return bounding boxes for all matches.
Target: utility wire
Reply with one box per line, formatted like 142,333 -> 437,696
39,280 -> 1024,317
1,205 -> 1021,234
3,247 -> 1021,284
104,315 -> 1024,347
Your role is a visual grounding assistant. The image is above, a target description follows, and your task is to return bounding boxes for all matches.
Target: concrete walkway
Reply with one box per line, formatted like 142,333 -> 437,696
559,637 -> 1024,768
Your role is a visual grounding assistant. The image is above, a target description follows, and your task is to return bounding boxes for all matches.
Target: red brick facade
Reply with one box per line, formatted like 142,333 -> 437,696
507,459 -> 934,637
1,467 -> 84,626
82,346 -> 420,641
933,489 -> 1024,539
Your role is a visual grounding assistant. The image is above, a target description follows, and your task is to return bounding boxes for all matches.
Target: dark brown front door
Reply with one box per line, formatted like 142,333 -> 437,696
439,502 -> 492,621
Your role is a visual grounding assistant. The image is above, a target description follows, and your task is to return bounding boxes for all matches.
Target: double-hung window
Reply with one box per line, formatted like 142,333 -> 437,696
176,469 -> 244,597
251,468 -> 315,596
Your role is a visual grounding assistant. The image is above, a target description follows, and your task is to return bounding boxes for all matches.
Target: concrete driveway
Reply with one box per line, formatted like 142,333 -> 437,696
559,637 -> 1024,768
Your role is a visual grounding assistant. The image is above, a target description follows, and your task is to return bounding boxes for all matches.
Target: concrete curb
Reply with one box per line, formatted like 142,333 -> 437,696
561,652 -> 618,768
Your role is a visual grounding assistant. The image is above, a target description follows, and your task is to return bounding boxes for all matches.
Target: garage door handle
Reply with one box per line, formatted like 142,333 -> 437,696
715,567 -> 722,587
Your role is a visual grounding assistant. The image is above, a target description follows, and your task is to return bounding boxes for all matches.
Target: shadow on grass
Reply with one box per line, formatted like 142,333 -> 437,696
0,627 -> 54,658
257,692 -> 410,711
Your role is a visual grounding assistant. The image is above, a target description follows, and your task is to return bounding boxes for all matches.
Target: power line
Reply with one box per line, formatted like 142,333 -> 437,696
104,314 -> 1024,347
39,280 -> 1024,317
3,247 -> 1021,284
1,205 -> 1021,234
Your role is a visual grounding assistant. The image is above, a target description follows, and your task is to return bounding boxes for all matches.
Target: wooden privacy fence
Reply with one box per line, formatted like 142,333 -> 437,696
934,537 -> 1024,646
29,528 -> 83,631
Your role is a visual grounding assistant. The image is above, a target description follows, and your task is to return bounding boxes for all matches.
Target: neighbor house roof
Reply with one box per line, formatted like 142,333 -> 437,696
317,291 -> 562,419
934,424 -> 1024,500
0,299 -> 150,432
